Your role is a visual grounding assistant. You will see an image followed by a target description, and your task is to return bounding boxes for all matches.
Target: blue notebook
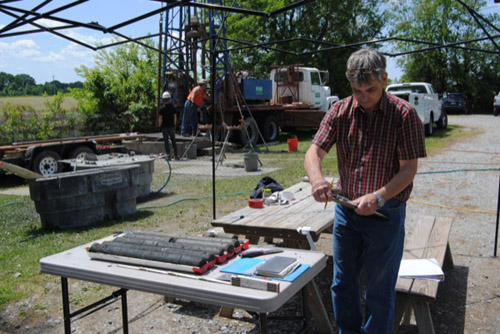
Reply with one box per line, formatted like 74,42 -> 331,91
220,257 -> 309,282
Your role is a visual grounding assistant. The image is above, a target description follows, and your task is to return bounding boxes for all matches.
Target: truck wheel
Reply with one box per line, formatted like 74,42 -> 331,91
436,111 -> 448,130
69,146 -> 94,160
33,150 -> 62,176
240,117 -> 259,146
262,115 -> 280,142
425,115 -> 434,136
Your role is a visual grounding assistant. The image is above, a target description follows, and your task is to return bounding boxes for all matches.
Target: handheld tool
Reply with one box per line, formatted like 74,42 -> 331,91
331,194 -> 388,219
240,248 -> 283,258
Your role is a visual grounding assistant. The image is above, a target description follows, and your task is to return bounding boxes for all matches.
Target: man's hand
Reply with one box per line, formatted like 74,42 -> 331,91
311,180 -> 335,203
352,193 -> 378,216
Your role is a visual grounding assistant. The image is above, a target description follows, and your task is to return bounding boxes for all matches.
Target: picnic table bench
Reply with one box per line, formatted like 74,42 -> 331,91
394,216 -> 454,333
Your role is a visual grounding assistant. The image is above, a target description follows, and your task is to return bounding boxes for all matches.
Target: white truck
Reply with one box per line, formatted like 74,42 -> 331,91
270,66 -> 339,113
386,82 -> 447,135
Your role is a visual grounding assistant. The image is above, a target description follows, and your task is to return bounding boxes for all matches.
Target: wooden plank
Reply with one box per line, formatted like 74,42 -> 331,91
396,216 -> 436,293
409,217 -> 453,299
0,161 -> 43,179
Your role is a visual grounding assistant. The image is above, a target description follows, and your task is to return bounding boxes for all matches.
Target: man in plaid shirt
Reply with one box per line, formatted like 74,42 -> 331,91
304,49 -> 426,334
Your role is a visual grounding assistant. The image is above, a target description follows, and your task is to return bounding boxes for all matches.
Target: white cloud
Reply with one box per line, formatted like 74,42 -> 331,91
66,29 -> 122,47
0,39 -> 40,58
36,18 -> 66,29
35,51 -> 65,63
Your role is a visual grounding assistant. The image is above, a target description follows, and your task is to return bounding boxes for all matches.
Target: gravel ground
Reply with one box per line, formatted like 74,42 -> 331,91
1,114 -> 500,334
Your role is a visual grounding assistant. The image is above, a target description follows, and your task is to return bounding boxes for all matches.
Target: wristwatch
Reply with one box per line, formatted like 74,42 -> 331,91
373,191 -> 385,208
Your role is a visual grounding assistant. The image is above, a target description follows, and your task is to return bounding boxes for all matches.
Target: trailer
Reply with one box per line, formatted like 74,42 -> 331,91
0,133 -> 145,176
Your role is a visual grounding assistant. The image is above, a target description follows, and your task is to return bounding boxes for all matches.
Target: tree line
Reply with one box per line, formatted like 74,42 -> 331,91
2,0 -> 498,140
0,72 -> 83,96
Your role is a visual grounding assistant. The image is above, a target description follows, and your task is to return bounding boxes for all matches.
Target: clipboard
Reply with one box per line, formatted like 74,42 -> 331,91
331,195 -> 388,219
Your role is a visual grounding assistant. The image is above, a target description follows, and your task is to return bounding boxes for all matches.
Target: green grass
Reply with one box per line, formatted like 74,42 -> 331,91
0,123 -> 466,312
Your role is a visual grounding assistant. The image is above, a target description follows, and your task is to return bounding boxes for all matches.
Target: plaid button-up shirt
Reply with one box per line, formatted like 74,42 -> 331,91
312,91 -> 426,202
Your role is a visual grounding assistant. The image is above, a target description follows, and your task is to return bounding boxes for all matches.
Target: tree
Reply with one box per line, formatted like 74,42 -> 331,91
73,39 -> 158,133
225,0 -> 389,98
388,0 -> 500,112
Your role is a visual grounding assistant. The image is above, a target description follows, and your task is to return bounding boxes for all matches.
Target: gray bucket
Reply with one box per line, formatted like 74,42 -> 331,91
243,152 -> 259,172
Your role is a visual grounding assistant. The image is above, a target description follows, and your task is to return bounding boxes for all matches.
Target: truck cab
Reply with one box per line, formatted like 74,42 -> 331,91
270,67 -> 333,112
386,82 -> 446,135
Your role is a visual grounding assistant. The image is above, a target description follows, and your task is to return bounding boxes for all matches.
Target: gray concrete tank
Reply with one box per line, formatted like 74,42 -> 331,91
62,153 -> 155,197
29,165 -> 140,230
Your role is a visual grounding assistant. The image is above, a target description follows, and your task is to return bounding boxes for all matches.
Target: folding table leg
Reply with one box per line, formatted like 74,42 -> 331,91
60,277 -> 129,334
121,289 -> 129,334
61,277 -> 71,334
259,313 -> 268,334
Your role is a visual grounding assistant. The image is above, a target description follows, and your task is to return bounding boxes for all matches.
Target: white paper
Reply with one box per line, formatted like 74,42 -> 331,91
398,258 -> 444,281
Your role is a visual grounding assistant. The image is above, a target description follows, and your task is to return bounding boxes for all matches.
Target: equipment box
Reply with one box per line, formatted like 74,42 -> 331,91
240,79 -> 272,101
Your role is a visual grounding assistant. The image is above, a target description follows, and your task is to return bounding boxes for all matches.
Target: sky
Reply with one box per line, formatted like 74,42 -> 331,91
0,0 -> 499,85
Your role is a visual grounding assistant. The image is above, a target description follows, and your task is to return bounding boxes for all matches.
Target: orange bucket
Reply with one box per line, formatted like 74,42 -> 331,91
287,138 -> 298,152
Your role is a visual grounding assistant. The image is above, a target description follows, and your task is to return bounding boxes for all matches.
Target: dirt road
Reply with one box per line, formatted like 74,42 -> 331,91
405,115 -> 500,334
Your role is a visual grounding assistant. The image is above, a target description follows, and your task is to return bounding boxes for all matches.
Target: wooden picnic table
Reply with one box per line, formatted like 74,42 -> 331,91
211,180 -> 335,249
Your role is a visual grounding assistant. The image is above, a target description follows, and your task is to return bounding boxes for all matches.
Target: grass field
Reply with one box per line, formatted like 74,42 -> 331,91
0,95 -> 78,111
0,123 -> 468,324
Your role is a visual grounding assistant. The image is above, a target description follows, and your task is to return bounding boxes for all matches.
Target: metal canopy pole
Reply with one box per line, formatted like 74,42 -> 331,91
211,34 -> 217,220
494,172 -> 500,257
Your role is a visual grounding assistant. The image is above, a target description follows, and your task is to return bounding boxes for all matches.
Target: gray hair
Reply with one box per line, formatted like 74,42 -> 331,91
345,49 -> 387,85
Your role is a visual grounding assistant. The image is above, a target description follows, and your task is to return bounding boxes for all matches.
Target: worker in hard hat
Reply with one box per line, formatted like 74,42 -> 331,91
158,91 -> 179,160
181,80 -> 210,137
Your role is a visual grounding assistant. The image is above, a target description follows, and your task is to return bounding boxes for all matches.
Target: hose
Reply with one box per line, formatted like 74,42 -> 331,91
137,191 -> 249,210
153,157 -> 171,194
0,201 -> 25,209
417,167 -> 499,175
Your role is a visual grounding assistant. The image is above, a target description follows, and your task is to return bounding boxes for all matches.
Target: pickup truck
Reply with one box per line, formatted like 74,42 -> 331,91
386,82 -> 447,135
494,92 -> 500,116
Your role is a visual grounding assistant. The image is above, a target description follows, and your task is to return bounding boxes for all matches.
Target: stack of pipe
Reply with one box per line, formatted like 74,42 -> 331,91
88,231 -> 249,274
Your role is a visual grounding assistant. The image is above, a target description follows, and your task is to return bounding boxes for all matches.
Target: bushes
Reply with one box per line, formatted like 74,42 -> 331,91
0,93 -> 84,145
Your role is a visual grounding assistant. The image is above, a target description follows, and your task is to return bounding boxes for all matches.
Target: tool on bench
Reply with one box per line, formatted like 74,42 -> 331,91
240,248 -> 283,258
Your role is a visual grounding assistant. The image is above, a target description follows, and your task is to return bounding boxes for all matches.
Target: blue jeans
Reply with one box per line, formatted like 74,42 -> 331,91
331,199 -> 406,334
181,100 -> 198,135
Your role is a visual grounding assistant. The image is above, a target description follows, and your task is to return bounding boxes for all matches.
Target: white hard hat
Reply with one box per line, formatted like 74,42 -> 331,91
162,91 -> 171,99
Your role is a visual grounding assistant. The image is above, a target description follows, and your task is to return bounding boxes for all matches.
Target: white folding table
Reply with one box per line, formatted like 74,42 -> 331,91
39,236 -> 329,334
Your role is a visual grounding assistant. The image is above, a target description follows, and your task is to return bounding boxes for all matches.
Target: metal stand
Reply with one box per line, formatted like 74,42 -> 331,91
61,277 -> 129,334
494,172 -> 500,257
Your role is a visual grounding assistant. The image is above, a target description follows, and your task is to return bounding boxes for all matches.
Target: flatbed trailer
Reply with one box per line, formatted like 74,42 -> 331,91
0,133 -> 145,176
